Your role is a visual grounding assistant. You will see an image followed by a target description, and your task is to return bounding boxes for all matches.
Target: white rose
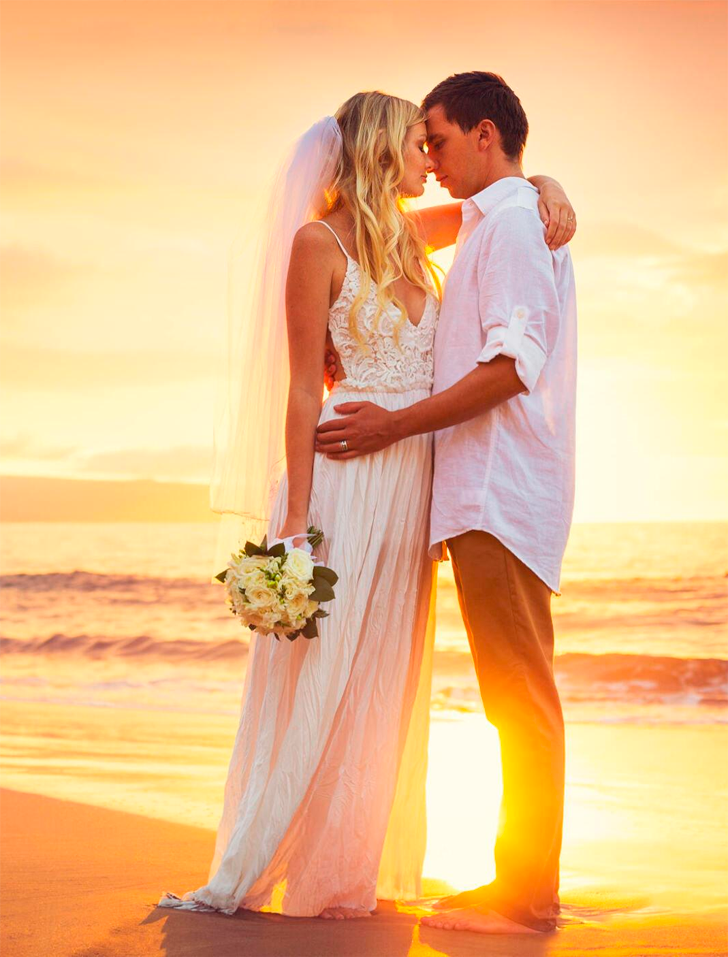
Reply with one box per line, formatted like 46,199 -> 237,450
225,580 -> 246,612
233,554 -> 262,570
267,603 -> 288,624
234,574 -> 258,597
254,620 -> 275,635
281,572 -> 313,597
270,598 -> 287,620
284,548 -> 315,582
287,591 -> 311,617
230,561 -> 259,591
246,583 -> 276,609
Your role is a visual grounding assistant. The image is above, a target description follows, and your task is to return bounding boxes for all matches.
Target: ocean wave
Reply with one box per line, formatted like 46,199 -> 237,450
0,570 -> 214,594
0,633 -> 248,660
557,651 -> 727,694
3,569 -> 725,628
432,653 -> 728,712
2,568 -> 725,594
2,632 -> 726,708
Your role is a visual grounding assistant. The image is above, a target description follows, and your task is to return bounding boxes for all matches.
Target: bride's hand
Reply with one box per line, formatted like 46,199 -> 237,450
537,182 -> 576,251
324,348 -> 338,391
276,517 -> 309,546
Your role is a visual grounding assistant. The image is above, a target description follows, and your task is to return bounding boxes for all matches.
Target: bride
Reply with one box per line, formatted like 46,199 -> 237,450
159,91 -> 575,921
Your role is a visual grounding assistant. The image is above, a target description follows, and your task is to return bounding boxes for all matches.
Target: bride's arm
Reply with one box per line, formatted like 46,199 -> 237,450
277,225 -> 333,541
528,175 -> 577,250
409,177 -> 576,251
410,202 -> 463,251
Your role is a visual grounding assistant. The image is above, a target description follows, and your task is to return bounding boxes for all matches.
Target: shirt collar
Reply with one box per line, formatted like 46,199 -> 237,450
463,176 -> 537,219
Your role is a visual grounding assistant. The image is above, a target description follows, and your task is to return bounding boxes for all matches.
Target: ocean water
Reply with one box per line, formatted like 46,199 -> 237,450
1,521 -> 726,726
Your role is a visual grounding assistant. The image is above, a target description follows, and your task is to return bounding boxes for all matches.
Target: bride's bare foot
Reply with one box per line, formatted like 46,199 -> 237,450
318,905 -> 372,920
421,906 -> 544,935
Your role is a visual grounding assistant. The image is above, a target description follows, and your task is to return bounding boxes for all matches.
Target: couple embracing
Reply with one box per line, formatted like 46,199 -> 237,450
160,70 -> 577,937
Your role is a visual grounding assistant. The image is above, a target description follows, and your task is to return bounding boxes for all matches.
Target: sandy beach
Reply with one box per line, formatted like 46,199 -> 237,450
2,695 -> 727,957
2,522 -> 727,955
1,787 -> 726,957
5,789 -> 728,957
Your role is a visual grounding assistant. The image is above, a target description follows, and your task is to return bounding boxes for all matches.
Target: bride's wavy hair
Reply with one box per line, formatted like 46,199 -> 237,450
326,91 -> 442,352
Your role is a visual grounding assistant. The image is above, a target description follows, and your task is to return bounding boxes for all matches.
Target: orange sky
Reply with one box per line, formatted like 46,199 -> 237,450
1,0 -> 727,521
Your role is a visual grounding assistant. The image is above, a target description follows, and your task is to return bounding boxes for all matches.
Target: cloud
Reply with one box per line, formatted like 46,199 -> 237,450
573,223 -> 728,288
78,445 -> 212,482
0,433 -> 212,483
0,158 -> 120,193
0,243 -> 98,317
573,222 -> 686,260
1,345 -> 217,390
0,433 -> 76,462
670,251 -> 728,286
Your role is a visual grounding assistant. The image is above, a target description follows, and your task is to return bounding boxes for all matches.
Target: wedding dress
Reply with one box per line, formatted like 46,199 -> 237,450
159,220 -> 440,917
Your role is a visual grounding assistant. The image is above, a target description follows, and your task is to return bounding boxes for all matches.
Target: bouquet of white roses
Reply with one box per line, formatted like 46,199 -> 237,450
214,526 -> 338,641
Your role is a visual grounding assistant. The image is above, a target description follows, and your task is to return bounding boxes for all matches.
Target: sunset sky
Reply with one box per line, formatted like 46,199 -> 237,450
1,0 -> 727,522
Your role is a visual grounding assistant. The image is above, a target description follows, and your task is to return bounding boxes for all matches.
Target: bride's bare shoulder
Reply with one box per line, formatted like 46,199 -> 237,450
294,227 -> 345,281
293,220 -> 337,252
287,222 -> 345,302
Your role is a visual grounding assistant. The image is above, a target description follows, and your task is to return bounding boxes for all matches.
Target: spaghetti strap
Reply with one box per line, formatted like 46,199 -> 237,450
313,220 -> 353,262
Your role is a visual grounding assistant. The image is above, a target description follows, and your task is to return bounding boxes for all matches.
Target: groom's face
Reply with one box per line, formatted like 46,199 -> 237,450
425,104 -> 482,200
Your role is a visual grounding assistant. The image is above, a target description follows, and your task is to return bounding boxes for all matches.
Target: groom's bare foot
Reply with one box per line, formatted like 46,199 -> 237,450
318,906 -> 372,920
421,906 -> 544,935
431,884 -> 490,910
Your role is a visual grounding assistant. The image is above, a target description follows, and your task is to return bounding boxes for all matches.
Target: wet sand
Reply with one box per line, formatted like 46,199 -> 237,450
2,787 -> 727,957
2,696 -> 727,956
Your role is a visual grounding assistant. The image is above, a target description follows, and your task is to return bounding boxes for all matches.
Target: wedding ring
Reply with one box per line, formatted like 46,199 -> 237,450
340,440 -> 348,451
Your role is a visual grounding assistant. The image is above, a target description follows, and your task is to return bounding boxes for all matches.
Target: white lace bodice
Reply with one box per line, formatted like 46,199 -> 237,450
320,222 -> 439,394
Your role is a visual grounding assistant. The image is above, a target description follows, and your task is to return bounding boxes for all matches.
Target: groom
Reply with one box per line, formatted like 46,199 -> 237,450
316,71 -> 577,935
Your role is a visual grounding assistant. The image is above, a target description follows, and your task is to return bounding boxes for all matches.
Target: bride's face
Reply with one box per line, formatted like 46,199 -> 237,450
398,122 -> 434,198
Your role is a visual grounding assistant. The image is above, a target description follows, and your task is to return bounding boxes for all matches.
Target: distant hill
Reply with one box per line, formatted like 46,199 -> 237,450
0,475 -> 216,522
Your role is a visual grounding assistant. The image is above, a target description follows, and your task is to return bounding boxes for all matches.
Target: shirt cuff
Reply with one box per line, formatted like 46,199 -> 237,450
476,306 -> 547,395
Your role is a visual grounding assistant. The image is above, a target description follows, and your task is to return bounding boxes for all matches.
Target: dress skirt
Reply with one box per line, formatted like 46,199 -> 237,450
162,384 -> 437,916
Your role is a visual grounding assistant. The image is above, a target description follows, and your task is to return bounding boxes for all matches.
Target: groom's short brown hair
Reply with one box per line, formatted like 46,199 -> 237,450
422,71 -> 529,161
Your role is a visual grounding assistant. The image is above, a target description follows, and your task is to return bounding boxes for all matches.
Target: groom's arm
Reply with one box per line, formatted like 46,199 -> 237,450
393,355 -> 525,438
315,356 -> 524,457
316,206 -> 561,458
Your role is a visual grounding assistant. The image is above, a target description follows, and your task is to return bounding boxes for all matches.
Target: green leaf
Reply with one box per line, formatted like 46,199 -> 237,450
260,534 -> 268,552
301,618 -> 319,639
314,565 -> 338,586
244,541 -> 263,556
267,542 -> 286,558
313,609 -> 329,619
310,580 -> 335,603
214,569 -> 228,583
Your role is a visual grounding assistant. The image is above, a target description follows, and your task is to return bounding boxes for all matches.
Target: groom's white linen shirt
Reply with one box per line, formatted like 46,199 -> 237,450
428,177 -> 577,594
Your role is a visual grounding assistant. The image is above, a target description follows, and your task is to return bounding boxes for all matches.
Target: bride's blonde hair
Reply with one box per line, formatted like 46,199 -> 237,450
326,91 -> 442,352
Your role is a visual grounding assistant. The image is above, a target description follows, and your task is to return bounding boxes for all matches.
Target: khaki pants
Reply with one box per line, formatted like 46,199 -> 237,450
447,529 -> 564,933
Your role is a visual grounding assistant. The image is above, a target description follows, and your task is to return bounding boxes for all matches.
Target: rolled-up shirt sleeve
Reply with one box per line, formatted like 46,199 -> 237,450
476,204 -> 561,395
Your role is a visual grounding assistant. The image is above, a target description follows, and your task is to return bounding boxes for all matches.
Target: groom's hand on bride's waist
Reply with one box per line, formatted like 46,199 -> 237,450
315,402 -> 403,458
